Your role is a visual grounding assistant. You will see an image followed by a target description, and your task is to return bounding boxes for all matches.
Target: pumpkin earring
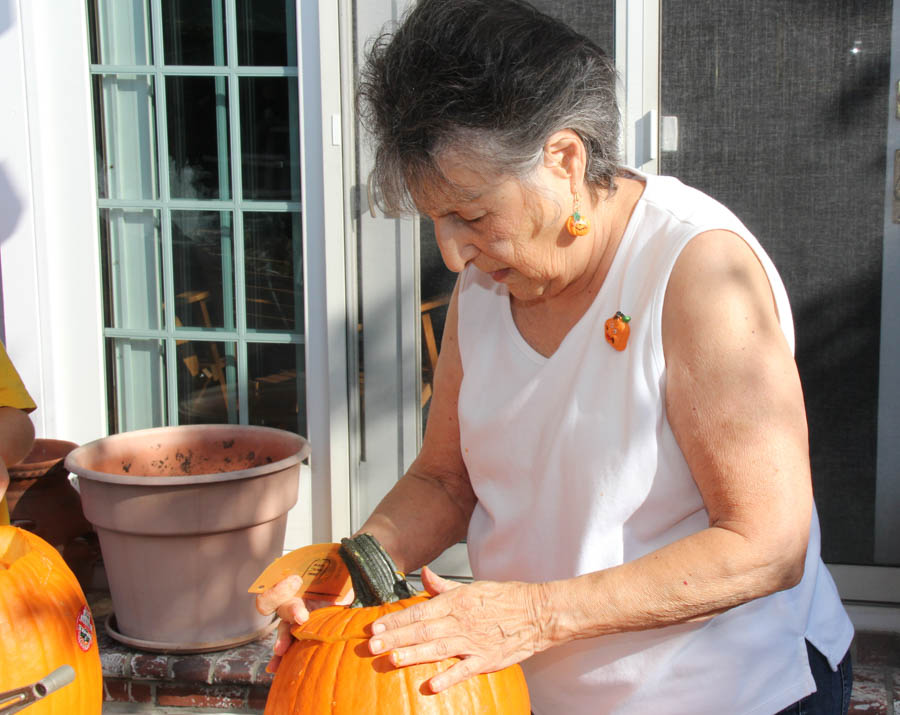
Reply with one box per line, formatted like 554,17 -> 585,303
565,190 -> 590,237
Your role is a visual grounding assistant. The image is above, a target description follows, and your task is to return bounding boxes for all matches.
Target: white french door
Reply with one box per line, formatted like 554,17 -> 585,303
348,0 -> 619,578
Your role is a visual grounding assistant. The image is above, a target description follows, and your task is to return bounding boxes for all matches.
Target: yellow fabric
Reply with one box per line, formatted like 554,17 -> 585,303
0,342 -> 37,413
1,342 -> 37,524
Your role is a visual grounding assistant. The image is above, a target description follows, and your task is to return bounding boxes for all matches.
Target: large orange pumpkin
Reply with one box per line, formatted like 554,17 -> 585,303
263,535 -> 531,714
0,526 -> 102,714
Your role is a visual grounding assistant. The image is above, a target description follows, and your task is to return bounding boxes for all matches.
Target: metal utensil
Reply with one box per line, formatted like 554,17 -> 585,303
0,665 -> 75,714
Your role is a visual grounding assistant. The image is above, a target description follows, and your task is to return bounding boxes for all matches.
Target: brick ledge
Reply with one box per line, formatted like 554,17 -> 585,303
90,591 -> 273,713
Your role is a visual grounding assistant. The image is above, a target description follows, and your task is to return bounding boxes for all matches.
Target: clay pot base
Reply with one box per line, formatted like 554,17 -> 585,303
105,613 -> 278,654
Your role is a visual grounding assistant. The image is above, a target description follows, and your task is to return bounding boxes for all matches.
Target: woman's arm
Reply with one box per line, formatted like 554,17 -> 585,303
1,406 -> 36,506
0,405 -> 36,468
538,229 -> 812,641
256,282 -> 475,671
369,229 -> 814,691
357,281 -> 476,573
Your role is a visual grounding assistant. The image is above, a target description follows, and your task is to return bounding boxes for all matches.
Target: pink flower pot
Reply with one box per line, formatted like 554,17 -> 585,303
7,438 -> 91,549
65,424 -> 309,653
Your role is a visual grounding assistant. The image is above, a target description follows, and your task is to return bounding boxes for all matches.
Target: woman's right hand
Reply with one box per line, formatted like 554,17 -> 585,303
255,576 -> 354,672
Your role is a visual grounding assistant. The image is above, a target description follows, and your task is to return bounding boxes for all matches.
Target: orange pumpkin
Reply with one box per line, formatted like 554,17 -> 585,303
0,526 -> 102,714
263,535 -> 531,714
604,311 -> 631,351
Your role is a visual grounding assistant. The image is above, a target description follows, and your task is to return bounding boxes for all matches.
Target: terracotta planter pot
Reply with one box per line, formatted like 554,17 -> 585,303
65,424 -> 309,653
6,438 -> 92,548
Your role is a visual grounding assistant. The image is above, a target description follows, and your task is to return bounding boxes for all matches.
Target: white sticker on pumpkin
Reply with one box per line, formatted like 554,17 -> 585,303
76,605 -> 94,651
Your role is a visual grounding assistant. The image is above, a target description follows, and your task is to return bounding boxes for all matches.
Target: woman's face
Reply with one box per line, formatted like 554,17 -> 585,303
415,155 -> 581,302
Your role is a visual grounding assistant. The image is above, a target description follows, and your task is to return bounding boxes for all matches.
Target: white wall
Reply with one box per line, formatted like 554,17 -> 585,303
0,0 -> 106,446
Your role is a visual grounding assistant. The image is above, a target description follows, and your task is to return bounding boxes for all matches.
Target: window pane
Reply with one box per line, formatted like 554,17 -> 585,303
90,1 -> 304,435
100,208 -> 162,330
236,0 -> 292,67
93,74 -> 159,200
248,342 -> 305,435
414,0 -> 615,434
162,0 -> 225,66
106,338 -> 167,433
418,219 -> 455,422
244,212 -> 302,332
88,0 -> 152,66
171,211 -> 235,329
177,340 -> 237,425
239,77 -> 300,201
166,76 -> 231,200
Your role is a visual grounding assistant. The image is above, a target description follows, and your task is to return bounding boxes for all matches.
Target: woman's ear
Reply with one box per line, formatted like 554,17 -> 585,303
543,129 -> 586,186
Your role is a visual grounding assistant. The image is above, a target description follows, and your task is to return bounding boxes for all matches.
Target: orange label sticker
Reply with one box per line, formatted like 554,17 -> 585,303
248,543 -> 352,600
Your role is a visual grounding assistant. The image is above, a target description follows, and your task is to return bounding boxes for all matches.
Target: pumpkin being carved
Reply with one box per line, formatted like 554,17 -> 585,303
0,526 -> 102,714
263,535 -> 531,714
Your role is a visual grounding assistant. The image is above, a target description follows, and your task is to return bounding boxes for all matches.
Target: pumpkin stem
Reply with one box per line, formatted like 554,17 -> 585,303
339,534 -> 415,608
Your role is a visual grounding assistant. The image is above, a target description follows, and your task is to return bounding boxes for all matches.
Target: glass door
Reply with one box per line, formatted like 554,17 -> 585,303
658,0 -> 899,605
351,0 -> 618,579
417,1 -> 619,430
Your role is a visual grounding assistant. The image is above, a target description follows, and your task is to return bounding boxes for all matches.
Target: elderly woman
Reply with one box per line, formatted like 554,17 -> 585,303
259,0 -> 854,712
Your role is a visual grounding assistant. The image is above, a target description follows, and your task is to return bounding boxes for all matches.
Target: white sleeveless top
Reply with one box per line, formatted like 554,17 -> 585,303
457,172 -> 853,715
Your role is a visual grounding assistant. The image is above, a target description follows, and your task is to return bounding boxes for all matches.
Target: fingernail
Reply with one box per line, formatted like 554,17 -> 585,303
371,622 -> 385,635
391,650 -> 403,665
370,639 -> 383,653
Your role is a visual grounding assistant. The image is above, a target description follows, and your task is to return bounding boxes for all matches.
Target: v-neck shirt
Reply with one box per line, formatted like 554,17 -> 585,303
455,171 -> 852,715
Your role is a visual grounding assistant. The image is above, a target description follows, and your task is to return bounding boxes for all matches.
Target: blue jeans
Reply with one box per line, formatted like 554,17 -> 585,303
774,640 -> 853,714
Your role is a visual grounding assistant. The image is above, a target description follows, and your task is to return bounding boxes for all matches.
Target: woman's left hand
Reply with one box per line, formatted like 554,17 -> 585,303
368,566 -> 549,693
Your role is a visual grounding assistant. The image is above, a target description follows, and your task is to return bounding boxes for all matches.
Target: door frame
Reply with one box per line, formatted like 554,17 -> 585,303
875,0 -> 900,570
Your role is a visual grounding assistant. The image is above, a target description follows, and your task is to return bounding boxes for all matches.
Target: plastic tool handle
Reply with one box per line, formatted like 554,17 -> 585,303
35,666 -> 75,698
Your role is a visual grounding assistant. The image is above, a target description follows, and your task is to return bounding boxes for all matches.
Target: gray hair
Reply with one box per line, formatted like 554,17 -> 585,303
358,0 -> 621,215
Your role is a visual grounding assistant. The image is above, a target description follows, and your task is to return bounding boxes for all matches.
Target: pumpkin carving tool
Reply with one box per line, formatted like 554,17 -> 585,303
248,542 -> 353,600
0,665 -> 75,714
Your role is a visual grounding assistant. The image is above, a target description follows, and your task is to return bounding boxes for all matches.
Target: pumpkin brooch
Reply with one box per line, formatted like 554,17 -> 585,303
604,311 -> 631,351
264,534 -> 531,714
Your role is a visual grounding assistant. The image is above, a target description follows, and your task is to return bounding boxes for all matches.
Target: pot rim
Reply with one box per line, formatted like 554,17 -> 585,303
64,424 -> 310,486
9,438 -> 80,475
